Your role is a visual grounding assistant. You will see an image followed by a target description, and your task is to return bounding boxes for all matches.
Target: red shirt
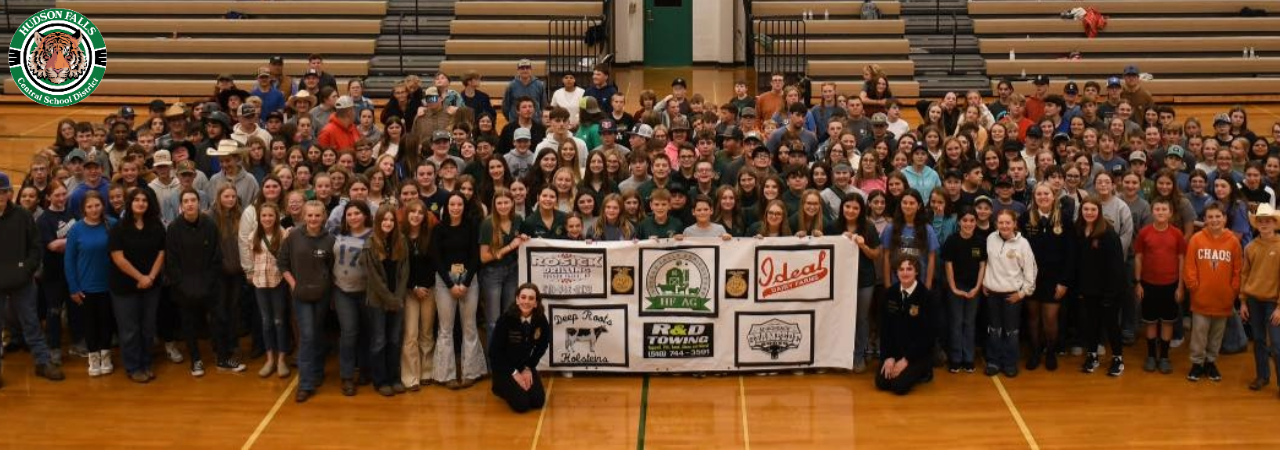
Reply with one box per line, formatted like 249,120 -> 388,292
1135,224 -> 1187,285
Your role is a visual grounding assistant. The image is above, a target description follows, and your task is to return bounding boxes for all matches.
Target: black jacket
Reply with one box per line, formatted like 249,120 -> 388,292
164,213 -> 222,302
0,203 -> 41,291
1019,211 -> 1077,291
488,311 -> 550,376
880,283 -> 934,362
276,228 -> 336,303
1075,228 -> 1126,299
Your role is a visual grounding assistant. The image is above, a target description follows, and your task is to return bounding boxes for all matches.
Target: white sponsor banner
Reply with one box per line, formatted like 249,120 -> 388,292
520,236 -> 857,373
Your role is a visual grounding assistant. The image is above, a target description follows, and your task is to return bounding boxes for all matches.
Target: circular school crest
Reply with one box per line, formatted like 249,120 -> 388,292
8,8 -> 107,107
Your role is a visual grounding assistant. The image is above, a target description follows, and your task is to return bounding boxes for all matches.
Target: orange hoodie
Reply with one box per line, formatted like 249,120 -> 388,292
1183,229 -> 1242,317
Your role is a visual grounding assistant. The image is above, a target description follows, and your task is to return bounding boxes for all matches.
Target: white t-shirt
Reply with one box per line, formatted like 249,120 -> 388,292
551,88 -> 585,127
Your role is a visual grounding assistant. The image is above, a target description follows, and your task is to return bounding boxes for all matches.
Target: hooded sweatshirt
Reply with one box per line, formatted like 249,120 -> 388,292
982,230 -> 1038,297
1184,229 -> 1242,317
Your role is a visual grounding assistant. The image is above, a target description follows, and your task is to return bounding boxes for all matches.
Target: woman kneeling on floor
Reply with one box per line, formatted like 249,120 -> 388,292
489,283 -> 550,412
876,257 -> 935,395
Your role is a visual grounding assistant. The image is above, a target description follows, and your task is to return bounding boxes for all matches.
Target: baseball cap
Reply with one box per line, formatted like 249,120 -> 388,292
1107,77 -> 1122,88
671,78 -> 687,88
334,95 -> 355,110
176,160 -> 198,176
517,58 -> 533,69
973,195 -> 993,206
0,172 -> 11,191
238,103 -> 258,118
1128,151 -> 1147,163
740,107 -> 758,118
432,130 -> 451,142
119,106 -> 136,117
666,181 -> 688,195
743,131 -> 764,143
1025,126 -> 1043,139
304,68 -> 320,78
257,67 -> 272,78
1033,75 -> 1050,86
911,142 -> 928,153
629,123 -> 654,139
751,145 -> 771,157
600,119 -> 618,134
1166,145 -> 1185,159
994,175 -> 1014,187
943,169 -> 963,181
82,154 -> 102,167
423,86 -> 440,97
1002,140 -> 1023,154
514,128 -> 532,141
1123,65 -> 1140,76
1052,132 -> 1071,143
1213,113 -> 1231,126
1064,81 -> 1079,95
268,56 -> 284,65
871,113 -> 888,126
265,111 -> 284,122
152,150 -> 174,167
719,125 -> 744,141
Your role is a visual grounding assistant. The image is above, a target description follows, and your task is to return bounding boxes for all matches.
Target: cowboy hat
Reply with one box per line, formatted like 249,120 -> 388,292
163,103 -> 187,120
288,90 -> 316,109
1250,203 -> 1279,230
207,139 -> 245,157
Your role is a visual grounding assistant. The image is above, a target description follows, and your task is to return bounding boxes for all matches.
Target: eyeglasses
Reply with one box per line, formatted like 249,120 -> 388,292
766,211 -> 784,217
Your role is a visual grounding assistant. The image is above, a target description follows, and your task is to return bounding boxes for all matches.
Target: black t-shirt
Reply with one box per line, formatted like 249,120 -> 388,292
941,232 -> 986,290
825,222 -> 881,288
108,218 -> 167,294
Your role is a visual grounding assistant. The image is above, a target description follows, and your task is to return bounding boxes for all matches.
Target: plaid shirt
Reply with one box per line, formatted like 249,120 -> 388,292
249,236 -> 283,288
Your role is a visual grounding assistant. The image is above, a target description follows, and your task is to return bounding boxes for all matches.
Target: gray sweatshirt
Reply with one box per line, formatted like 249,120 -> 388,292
1099,196 -> 1135,254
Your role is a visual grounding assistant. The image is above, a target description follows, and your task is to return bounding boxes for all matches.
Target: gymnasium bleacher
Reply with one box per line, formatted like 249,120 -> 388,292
750,0 -> 920,97
970,0 -> 1280,99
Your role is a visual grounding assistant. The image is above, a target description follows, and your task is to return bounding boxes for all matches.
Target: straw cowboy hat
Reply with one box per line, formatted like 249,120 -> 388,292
1250,203 -> 1279,230
206,139 -> 245,157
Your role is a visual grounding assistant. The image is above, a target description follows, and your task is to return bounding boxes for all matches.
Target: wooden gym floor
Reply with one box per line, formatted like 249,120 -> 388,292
2,69 -> 1280,448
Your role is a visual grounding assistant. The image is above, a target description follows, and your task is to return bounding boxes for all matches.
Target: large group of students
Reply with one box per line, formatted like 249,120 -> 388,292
2,54 -> 1280,406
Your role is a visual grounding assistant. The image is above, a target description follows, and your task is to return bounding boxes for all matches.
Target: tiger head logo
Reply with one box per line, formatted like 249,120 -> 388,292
27,29 -> 88,85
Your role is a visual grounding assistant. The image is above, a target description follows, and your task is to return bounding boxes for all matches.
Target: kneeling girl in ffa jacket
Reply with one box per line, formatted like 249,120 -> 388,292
361,204 -> 410,397
489,283 -> 551,412
1182,202 -> 1242,382
876,257 -> 935,396
982,209 -> 1037,378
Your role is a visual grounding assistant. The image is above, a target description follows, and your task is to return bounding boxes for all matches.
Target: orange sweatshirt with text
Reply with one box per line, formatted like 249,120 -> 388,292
1183,230 -> 1242,317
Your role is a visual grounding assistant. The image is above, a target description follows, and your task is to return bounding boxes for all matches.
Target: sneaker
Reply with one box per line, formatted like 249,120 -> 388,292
1143,356 -> 1157,372
392,382 -> 406,394
562,371 -> 574,378
1002,366 -> 1019,378
129,371 -> 150,384
164,342 -> 184,364
948,362 -> 961,374
99,350 -> 114,375
190,360 -> 206,377
1044,352 -> 1058,371
1186,363 -> 1203,382
963,362 -> 975,373
1205,362 -> 1222,382
1107,357 -> 1125,377
69,343 -> 89,358
1158,358 -> 1173,374
984,365 -> 1000,376
1170,338 -> 1184,348
34,363 -> 65,381
87,352 -> 102,377
217,358 -> 247,373
342,379 -> 357,396
1082,353 -> 1100,374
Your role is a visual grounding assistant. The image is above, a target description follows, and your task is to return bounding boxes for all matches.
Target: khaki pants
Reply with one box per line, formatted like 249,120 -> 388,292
1190,312 -> 1226,365
401,288 -> 436,388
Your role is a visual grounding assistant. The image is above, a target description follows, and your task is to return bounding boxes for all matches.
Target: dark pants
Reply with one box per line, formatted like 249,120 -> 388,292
294,298 -> 327,391
875,361 -> 933,395
363,306 -> 403,387
985,293 -> 1022,369
40,276 -> 69,351
156,287 -> 182,343
179,291 -> 233,363
219,273 -> 245,356
81,292 -> 114,353
492,369 -> 546,413
1246,298 -> 1280,382
112,288 -> 160,374
1082,294 -> 1122,356
0,282 -> 53,366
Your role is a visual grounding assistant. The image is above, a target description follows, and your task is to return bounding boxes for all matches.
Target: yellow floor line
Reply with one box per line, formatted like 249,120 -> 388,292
739,376 -> 751,450
241,375 -> 299,450
991,376 -> 1040,450
530,377 -> 554,450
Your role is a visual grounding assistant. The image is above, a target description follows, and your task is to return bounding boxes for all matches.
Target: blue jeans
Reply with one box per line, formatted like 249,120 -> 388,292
293,298 -> 326,391
1224,309 -> 1249,352
112,288 -> 160,374
854,285 -> 874,364
985,293 -> 1022,369
333,289 -> 365,380
1245,299 -> 1280,382
481,261 -> 518,343
0,282 -> 52,366
255,285 -> 289,353
362,305 -> 403,387
948,288 -> 979,364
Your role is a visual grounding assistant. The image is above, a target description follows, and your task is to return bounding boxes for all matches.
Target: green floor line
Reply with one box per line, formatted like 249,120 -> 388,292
637,374 -> 651,450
